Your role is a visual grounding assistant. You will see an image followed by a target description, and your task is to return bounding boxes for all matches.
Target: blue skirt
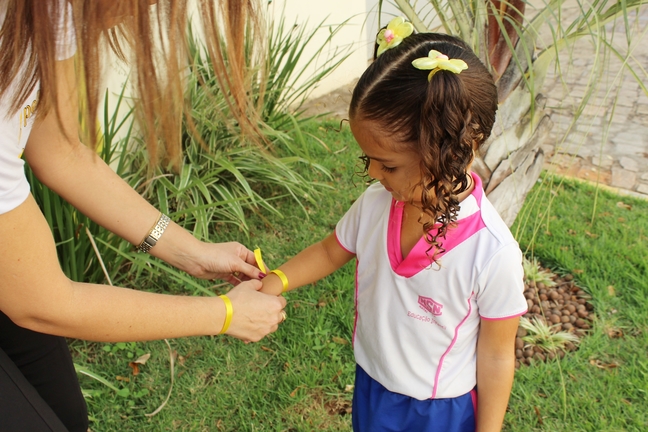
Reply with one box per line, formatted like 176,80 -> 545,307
352,364 -> 477,432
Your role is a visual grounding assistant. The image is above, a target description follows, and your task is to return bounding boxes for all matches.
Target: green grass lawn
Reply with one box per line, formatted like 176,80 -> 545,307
72,120 -> 648,431
508,175 -> 648,431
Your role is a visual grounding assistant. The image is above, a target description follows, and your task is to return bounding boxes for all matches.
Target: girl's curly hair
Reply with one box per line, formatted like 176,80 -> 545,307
349,32 -> 498,259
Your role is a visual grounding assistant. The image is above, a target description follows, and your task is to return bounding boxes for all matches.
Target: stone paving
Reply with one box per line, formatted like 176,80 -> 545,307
540,4 -> 648,199
302,5 -> 648,200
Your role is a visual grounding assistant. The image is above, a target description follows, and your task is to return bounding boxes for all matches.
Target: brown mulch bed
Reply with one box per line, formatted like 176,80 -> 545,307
516,270 -> 595,368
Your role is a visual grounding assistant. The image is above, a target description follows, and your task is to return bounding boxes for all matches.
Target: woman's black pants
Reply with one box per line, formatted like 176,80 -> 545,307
0,310 -> 88,431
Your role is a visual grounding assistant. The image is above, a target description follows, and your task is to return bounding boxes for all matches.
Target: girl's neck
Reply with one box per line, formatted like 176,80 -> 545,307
400,175 -> 474,258
399,173 -> 475,258
403,171 -> 475,225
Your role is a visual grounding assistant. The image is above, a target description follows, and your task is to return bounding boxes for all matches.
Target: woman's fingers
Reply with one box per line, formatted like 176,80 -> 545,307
224,281 -> 286,342
191,242 -> 262,282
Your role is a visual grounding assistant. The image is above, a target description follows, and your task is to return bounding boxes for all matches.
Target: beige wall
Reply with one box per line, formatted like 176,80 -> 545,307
266,0 -> 406,97
267,0 -> 368,98
101,1 -> 404,134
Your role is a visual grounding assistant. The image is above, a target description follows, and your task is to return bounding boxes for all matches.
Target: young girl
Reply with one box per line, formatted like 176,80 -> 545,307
259,21 -> 528,432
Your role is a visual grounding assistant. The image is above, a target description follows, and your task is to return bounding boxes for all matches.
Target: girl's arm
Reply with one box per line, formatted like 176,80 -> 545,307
259,233 -> 355,296
475,317 -> 520,432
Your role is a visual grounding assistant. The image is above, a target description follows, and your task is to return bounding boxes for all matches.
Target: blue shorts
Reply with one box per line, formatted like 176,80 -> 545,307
352,364 -> 477,432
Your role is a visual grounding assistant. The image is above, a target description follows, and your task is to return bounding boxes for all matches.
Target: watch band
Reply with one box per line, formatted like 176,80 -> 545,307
137,213 -> 171,253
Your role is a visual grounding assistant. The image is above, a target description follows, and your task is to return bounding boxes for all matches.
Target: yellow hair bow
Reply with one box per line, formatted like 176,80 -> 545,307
376,17 -> 414,57
412,50 -> 468,81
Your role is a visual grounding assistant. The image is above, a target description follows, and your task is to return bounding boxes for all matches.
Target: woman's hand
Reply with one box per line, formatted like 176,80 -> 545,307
184,241 -> 263,285
222,280 -> 287,342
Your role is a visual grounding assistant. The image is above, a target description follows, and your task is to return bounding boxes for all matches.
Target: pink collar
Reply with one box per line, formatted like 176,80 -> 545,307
387,173 -> 486,277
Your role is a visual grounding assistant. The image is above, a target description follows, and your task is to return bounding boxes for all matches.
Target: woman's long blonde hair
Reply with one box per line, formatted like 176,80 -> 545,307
0,0 -> 265,170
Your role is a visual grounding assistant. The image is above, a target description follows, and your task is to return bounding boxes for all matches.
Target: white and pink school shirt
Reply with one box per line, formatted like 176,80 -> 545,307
0,1 -> 76,214
335,173 -> 528,400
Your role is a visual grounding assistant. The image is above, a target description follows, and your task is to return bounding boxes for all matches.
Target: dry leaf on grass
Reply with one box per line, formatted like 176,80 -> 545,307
290,385 -> 306,397
332,336 -> 349,345
589,359 -> 619,369
607,285 -> 616,296
534,406 -> 543,425
128,353 -> 152,375
606,328 -> 624,339
133,353 -> 151,365
616,201 -> 632,210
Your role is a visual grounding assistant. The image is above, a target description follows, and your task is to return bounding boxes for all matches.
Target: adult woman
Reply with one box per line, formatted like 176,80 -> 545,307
0,1 -> 286,430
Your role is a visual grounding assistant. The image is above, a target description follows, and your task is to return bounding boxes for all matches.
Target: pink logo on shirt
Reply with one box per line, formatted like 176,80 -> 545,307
418,296 -> 443,316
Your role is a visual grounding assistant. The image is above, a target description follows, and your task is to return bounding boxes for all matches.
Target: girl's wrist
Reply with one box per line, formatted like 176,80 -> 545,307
260,273 -> 285,296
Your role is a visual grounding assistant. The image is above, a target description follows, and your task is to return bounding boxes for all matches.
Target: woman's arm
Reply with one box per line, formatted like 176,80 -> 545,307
475,317 -> 519,432
0,195 -> 285,342
24,56 -> 260,283
259,232 -> 355,295
0,56 -> 287,342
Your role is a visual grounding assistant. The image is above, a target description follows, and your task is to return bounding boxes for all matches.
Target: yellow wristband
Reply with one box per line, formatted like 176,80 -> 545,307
254,248 -> 288,293
270,269 -> 289,293
254,248 -> 268,273
218,295 -> 233,334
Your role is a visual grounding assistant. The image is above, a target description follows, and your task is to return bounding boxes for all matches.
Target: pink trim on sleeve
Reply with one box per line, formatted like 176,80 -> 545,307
431,293 -> 474,399
352,260 -> 359,346
334,231 -> 354,255
480,309 -> 528,321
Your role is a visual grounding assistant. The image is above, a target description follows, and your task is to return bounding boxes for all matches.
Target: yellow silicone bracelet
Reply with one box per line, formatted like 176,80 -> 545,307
270,269 -> 289,293
218,295 -> 233,334
254,248 -> 268,273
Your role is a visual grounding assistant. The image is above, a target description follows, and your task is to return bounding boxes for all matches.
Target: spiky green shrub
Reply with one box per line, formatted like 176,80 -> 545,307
520,316 -> 580,353
523,256 -> 557,287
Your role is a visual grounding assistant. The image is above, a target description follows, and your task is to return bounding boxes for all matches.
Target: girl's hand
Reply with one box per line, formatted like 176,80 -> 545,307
223,280 -> 287,342
187,241 -> 263,284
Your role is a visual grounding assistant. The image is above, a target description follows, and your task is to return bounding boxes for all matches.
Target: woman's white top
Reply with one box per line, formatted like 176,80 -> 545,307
0,1 -> 76,214
335,174 -> 528,400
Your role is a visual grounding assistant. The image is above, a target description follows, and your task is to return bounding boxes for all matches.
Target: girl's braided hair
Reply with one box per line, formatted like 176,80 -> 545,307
349,32 -> 498,258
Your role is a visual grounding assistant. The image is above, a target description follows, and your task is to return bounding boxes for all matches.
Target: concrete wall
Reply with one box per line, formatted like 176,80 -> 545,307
100,1 -> 405,135
103,1 -> 403,103
265,0 -> 401,97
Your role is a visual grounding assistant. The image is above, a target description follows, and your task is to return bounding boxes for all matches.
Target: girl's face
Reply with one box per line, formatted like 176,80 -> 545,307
350,118 -> 423,203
